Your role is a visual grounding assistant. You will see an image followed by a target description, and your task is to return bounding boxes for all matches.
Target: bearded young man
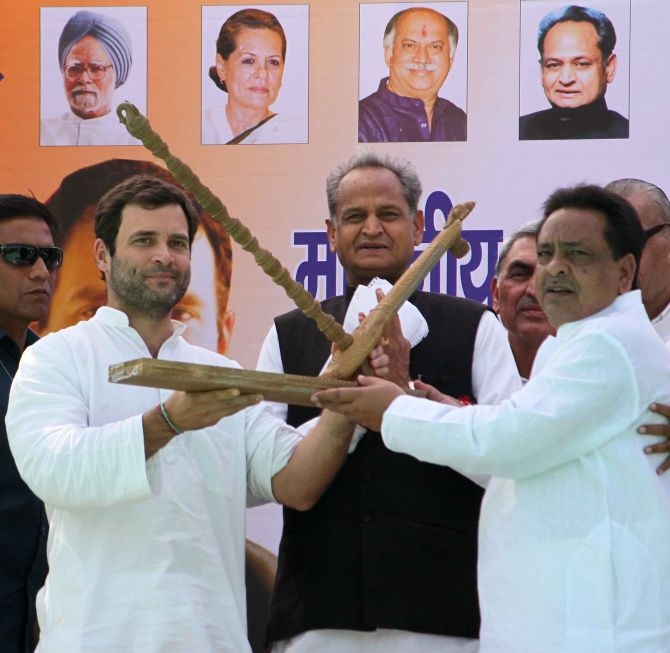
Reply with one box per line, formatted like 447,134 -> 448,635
6,174 -> 356,653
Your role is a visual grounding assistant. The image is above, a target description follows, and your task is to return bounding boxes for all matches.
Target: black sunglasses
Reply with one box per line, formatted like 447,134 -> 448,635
0,243 -> 63,270
644,223 -> 670,243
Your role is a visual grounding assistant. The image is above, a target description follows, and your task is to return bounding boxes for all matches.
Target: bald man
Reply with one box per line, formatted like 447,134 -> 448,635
358,6 -> 466,142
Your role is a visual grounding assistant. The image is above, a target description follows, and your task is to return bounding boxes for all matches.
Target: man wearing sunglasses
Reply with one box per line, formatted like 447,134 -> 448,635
0,194 -> 62,652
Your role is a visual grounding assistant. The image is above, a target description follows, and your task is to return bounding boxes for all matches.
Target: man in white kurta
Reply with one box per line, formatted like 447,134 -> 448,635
7,309 -> 298,652
6,173 -> 354,653
314,185 -> 670,652
383,290 -> 670,652
605,178 -> 670,348
40,111 -> 140,146
41,10 -> 141,147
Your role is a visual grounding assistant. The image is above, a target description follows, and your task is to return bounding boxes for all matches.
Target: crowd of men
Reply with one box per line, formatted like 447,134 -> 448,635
2,151 -> 670,653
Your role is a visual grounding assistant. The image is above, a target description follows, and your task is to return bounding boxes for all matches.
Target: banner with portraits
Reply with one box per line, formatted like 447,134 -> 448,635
2,0 -> 669,555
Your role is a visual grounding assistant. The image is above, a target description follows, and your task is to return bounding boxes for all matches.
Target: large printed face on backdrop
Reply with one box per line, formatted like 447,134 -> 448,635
40,204 -> 230,354
326,166 -> 424,286
384,8 -> 454,103
216,28 -> 285,114
540,20 -> 616,109
536,208 -> 634,328
63,35 -> 117,119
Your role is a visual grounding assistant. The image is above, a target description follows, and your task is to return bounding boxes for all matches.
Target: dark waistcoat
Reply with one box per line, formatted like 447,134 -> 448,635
267,291 -> 487,643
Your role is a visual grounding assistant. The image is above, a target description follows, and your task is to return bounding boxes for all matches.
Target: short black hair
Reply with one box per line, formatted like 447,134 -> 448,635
537,5 -> 616,60
94,174 -> 200,257
539,184 -> 644,287
0,193 -> 59,239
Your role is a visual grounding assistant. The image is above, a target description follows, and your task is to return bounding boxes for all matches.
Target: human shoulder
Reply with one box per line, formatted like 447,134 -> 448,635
253,112 -> 307,144
412,291 -> 488,319
359,78 -> 389,108
435,95 -> 467,119
604,109 -> 629,138
202,105 -> 233,144
555,295 -> 648,363
358,79 -> 396,142
40,113 -> 75,146
519,109 -> 553,139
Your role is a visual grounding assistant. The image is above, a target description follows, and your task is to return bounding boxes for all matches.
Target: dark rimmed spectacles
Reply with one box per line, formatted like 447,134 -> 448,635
63,62 -> 113,81
644,223 -> 670,243
0,244 -> 63,270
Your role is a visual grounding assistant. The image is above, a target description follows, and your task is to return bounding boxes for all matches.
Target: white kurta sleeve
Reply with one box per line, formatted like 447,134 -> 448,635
382,330 -> 638,479
6,336 -> 151,510
256,323 -> 289,422
244,401 -> 304,504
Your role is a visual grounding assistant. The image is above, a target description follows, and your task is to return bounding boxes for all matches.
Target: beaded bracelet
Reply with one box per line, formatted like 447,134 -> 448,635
158,401 -> 183,435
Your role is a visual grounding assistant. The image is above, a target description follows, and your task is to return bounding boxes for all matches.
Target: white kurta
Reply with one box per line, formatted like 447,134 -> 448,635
257,303 -> 521,653
40,111 -> 141,146
382,291 -> 670,653
6,307 -> 302,653
202,106 -> 307,144
652,299 -> 670,348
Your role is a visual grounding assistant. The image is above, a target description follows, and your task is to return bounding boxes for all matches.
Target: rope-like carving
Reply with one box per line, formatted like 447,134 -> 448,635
116,101 -> 474,385
116,101 -> 353,351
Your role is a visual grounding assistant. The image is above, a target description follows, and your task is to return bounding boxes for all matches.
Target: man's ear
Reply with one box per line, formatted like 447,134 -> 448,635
383,46 -> 393,69
412,210 -> 425,246
618,252 -> 636,294
326,218 -> 337,254
604,53 -> 617,83
93,238 -> 109,272
491,276 -> 501,313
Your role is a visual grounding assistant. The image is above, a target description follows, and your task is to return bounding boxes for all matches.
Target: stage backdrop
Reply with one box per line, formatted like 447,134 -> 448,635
2,0 -> 669,554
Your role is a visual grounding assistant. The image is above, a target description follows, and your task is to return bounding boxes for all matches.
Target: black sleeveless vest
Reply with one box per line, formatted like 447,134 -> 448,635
267,291 -> 487,642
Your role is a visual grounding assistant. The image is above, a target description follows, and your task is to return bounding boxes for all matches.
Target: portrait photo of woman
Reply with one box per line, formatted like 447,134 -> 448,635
202,5 -> 309,145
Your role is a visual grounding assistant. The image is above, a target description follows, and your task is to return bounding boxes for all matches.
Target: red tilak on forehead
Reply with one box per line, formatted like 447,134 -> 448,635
421,24 -> 428,38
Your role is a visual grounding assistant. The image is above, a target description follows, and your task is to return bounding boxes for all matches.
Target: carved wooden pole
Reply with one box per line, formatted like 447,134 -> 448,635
116,101 -> 353,351
116,101 -> 475,384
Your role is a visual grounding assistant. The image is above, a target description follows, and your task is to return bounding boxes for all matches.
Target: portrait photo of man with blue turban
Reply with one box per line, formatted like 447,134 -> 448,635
40,7 -> 146,146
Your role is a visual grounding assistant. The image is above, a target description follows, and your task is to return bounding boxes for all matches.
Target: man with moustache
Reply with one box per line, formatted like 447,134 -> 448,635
315,184 -> 670,652
492,221 -> 555,380
606,179 -> 670,343
0,195 -> 61,652
359,6 -> 466,142
6,175 -> 357,653
606,179 -> 670,473
258,151 -> 520,652
493,212 -> 670,478
38,159 -> 235,354
519,5 -> 628,140
41,10 -> 139,146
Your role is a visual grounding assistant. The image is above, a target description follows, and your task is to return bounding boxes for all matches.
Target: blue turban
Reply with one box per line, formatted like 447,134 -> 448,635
58,10 -> 133,88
